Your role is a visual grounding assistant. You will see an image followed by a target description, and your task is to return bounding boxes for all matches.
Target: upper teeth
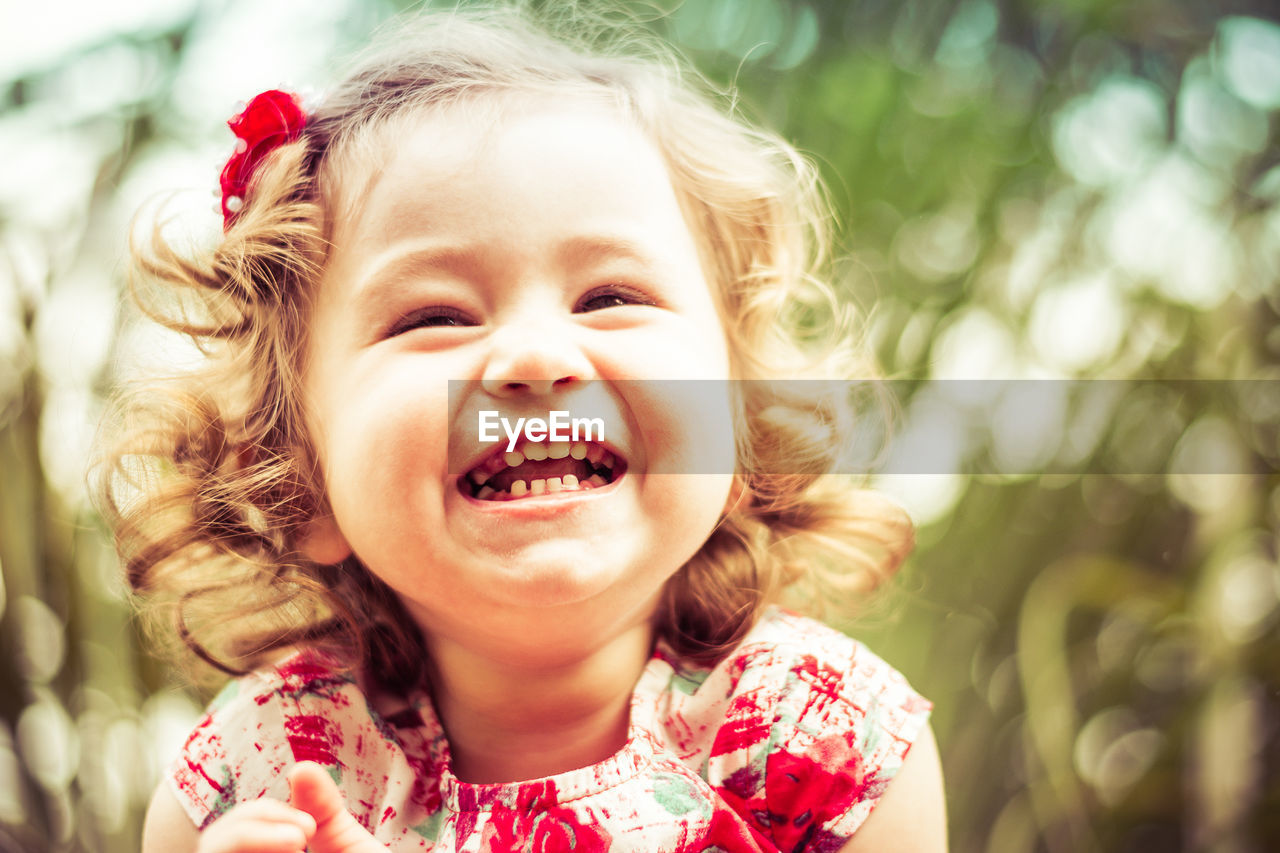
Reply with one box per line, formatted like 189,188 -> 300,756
479,440 -> 613,476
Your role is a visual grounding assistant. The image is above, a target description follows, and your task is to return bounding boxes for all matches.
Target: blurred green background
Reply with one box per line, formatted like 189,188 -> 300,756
2,0 -> 1278,850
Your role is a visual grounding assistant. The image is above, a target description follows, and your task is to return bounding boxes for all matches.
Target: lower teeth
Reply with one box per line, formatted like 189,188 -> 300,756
468,459 -> 618,500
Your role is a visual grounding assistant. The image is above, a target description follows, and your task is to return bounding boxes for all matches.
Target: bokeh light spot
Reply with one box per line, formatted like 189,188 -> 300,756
1217,17 -> 1280,110
15,595 -> 65,685
15,690 -> 79,793
1052,76 -> 1167,187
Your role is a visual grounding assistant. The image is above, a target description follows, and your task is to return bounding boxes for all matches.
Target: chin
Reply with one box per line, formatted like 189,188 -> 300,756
479,545 -> 637,609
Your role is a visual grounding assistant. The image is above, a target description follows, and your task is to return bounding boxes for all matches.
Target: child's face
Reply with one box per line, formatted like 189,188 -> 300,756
301,102 -> 735,649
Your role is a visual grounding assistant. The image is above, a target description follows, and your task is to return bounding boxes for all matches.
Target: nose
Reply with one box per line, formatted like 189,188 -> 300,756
480,319 -> 595,398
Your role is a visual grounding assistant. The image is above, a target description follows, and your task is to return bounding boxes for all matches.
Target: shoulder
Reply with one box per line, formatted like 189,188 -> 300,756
835,722 -> 947,852
672,609 -> 936,851
142,782 -> 201,853
167,649 -> 363,830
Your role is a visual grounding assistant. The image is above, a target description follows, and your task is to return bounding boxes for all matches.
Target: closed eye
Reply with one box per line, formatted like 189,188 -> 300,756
575,284 -> 655,313
387,307 -> 477,337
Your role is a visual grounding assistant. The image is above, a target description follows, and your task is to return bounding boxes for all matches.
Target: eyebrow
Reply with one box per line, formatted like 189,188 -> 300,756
354,234 -> 665,300
354,244 -> 484,302
554,235 -> 664,271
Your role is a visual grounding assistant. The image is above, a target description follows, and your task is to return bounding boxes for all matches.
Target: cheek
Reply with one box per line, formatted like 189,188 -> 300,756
314,373 -> 451,540
623,325 -> 735,478
641,473 -> 735,584
650,383 -> 736,477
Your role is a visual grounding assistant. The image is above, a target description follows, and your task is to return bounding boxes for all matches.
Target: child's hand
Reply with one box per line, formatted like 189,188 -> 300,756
195,762 -> 384,853
286,761 -> 386,852
194,797 -> 315,853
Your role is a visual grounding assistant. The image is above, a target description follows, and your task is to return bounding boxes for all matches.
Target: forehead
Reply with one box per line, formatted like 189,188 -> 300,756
318,99 -> 711,289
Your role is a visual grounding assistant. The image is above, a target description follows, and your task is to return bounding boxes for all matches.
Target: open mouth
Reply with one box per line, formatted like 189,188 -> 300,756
461,439 -> 627,501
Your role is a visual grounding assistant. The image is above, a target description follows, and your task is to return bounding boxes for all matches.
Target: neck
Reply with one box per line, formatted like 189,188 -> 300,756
425,618 -> 654,783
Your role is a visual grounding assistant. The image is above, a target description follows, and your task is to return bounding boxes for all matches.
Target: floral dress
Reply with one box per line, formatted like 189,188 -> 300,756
171,609 -> 931,851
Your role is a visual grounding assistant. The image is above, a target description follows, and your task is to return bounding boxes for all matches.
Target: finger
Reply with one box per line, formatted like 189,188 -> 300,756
286,762 -> 350,828
287,763 -> 384,853
222,798 -> 318,831
198,815 -> 310,853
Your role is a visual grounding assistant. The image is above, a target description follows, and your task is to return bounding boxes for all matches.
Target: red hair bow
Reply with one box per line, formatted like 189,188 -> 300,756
219,89 -> 308,228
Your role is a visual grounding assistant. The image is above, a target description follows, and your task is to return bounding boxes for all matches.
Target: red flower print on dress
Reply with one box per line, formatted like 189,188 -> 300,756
696,803 -> 772,852
767,734 -> 884,853
793,655 -> 844,720
709,687 -> 773,758
714,733 -> 882,853
284,713 -> 341,765
478,783 -> 612,852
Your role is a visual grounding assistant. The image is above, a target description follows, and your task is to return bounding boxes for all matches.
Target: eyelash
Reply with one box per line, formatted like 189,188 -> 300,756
386,307 -> 475,337
575,284 -> 654,312
387,284 -> 653,337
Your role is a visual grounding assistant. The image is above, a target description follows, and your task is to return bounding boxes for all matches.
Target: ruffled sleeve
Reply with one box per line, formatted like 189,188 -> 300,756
167,651 -> 444,842
168,668 -> 301,829
702,610 -> 933,852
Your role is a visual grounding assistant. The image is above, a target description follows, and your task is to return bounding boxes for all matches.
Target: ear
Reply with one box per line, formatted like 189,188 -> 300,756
297,512 -> 353,565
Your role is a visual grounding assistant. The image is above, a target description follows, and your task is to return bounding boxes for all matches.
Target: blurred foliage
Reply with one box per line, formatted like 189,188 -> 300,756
2,0 -> 1278,850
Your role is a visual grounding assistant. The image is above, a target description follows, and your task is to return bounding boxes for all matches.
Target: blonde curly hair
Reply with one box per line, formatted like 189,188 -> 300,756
96,4 -> 912,690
